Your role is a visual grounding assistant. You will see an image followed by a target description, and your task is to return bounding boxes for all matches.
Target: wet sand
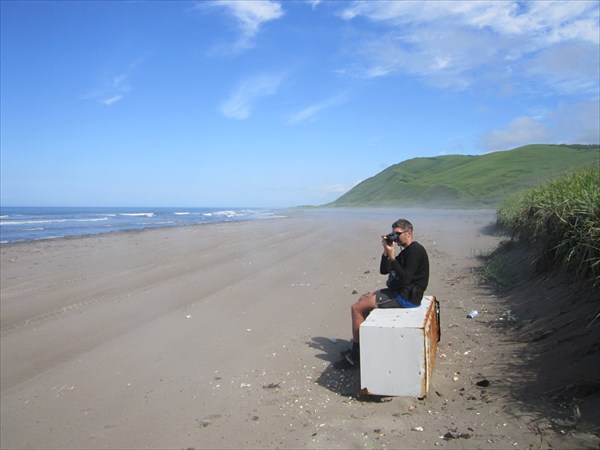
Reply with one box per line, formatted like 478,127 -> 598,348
1,208 -> 598,449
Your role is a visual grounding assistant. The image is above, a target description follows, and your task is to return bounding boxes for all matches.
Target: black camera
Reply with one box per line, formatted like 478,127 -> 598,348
385,232 -> 399,245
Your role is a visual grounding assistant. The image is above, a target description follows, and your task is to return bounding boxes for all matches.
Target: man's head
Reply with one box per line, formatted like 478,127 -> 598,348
391,219 -> 413,246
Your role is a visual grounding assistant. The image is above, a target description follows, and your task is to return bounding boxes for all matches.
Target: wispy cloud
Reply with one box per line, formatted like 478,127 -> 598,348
289,92 -> 348,124
310,182 -> 356,201
101,95 -> 123,106
307,0 -> 321,10
340,1 -> 597,45
338,1 -> 599,94
83,59 -> 141,106
220,72 -> 284,119
322,183 -> 350,193
524,42 -> 600,95
204,0 -> 284,53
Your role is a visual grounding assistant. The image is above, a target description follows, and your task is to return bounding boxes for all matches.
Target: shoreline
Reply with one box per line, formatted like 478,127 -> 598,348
2,208 -> 597,449
0,206 -> 291,246
0,214 -> 291,248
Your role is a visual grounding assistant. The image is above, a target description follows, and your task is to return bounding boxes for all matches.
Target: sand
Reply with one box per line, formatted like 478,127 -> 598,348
1,208 -> 598,449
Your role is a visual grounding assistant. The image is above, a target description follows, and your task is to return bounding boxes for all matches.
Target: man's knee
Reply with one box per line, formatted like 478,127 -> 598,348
352,293 -> 376,315
361,291 -> 373,300
363,292 -> 377,305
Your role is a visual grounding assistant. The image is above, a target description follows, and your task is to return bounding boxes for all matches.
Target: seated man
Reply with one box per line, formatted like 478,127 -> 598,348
336,218 -> 429,369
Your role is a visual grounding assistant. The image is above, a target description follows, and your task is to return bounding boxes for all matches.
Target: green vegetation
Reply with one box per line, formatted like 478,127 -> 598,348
496,166 -> 600,287
329,144 -> 599,208
477,250 -> 511,290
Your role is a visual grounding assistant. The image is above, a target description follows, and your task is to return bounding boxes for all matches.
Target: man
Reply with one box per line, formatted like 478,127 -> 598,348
336,219 -> 429,369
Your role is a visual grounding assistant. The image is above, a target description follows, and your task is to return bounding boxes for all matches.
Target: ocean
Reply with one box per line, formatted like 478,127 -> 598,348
0,206 -> 288,244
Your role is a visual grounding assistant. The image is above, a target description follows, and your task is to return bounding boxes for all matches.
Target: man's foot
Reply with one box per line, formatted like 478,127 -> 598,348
340,347 -> 352,357
340,342 -> 360,357
334,350 -> 360,370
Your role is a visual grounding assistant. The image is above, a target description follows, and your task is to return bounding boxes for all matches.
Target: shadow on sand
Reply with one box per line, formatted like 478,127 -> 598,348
477,242 -> 600,436
307,336 -> 391,403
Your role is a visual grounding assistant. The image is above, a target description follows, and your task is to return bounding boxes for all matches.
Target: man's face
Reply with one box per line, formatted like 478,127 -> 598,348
393,227 -> 411,246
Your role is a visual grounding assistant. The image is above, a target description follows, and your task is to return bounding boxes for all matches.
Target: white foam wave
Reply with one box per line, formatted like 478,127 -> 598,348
203,210 -> 238,218
174,212 -> 190,215
120,213 -> 155,218
0,217 -> 110,226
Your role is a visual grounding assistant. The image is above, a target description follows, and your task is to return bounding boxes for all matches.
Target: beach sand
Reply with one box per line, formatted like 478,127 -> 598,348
1,208 -> 598,449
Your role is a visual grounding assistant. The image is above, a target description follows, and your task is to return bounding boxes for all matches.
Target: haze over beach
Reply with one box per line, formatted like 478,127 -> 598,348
1,1 -> 600,450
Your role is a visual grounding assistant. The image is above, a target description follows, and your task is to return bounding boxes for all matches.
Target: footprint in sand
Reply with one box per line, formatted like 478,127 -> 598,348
198,414 -> 221,428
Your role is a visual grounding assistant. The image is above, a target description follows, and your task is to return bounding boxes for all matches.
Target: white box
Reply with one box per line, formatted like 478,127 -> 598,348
359,295 -> 439,398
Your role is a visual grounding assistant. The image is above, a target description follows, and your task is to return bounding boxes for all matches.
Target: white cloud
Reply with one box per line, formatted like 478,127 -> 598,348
338,1 -> 599,94
550,99 -> 600,144
481,98 -> 600,151
289,92 -> 348,124
480,116 -> 551,151
341,1 -> 598,45
207,0 -> 284,52
220,73 -> 284,119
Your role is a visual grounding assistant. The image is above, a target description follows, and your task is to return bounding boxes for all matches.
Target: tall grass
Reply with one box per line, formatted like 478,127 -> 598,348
497,165 -> 600,287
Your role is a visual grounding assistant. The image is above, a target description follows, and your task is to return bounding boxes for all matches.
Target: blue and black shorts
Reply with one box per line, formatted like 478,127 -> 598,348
376,288 -> 419,308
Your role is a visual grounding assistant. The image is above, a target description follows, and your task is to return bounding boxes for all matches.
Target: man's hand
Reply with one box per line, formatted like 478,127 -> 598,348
381,235 -> 395,259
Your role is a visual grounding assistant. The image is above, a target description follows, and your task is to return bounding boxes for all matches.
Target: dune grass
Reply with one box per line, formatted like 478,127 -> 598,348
496,165 -> 600,287
477,250 -> 511,290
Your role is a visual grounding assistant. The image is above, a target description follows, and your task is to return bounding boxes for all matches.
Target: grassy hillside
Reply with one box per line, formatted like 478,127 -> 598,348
329,144 -> 599,207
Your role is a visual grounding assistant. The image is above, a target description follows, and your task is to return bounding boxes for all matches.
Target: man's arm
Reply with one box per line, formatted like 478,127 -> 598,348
390,245 -> 421,285
380,237 -> 395,274
380,253 -> 393,274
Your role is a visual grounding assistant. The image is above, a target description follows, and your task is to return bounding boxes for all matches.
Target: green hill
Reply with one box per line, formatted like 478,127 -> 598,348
328,144 -> 600,208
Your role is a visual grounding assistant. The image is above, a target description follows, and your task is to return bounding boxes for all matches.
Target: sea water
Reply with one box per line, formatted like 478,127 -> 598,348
0,206 -> 287,244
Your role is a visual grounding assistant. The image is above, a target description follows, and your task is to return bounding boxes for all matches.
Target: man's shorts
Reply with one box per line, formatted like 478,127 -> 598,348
376,288 -> 419,308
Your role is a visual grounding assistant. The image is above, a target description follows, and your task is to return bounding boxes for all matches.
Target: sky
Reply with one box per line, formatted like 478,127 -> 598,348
1,0 -> 599,208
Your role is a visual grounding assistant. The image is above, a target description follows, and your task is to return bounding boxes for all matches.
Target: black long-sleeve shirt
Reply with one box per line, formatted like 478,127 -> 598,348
380,241 -> 429,305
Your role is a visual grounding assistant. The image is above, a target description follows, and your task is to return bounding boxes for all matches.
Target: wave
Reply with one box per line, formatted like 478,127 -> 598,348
0,217 -> 110,226
119,213 -> 155,218
203,210 -> 238,218
1,207 -> 286,244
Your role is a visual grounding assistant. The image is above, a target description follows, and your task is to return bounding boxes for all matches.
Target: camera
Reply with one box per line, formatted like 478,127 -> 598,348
385,232 -> 399,245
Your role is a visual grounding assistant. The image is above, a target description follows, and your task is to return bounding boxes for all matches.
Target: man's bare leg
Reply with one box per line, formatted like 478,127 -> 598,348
350,292 -> 377,343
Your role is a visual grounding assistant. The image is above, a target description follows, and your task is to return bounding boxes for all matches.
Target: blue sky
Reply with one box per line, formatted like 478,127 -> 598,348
1,0 -> 598,207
